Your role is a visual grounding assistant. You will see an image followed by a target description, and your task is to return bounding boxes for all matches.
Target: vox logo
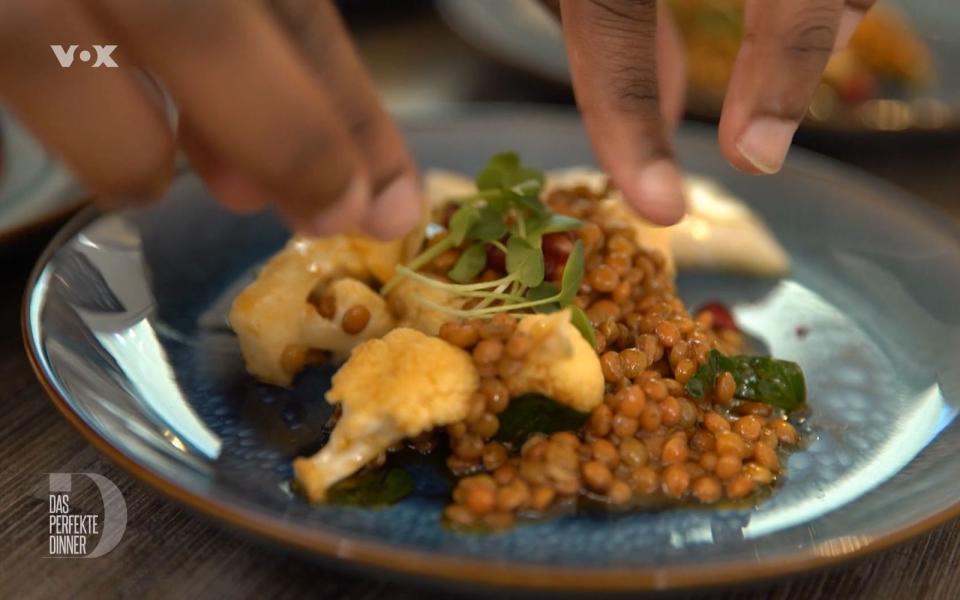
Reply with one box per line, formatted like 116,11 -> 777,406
51,45 -> 118,68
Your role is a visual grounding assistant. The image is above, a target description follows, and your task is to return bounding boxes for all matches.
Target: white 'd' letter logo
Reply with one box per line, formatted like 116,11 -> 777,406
49,472 -> 127,558
51,44 -> 118,68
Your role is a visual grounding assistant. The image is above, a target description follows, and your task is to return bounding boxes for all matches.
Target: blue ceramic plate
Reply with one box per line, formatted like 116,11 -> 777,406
24,109 -> 960,592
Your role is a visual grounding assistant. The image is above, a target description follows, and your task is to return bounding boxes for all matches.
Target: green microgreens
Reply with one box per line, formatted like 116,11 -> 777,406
381,152 -> 589,333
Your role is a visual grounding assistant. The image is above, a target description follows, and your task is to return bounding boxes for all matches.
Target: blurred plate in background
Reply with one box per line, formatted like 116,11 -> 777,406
436,0 -> 960,133
0,109 -> 83,243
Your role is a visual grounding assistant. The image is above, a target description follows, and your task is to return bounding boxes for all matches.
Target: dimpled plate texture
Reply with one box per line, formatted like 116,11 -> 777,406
24,110 -> 960,592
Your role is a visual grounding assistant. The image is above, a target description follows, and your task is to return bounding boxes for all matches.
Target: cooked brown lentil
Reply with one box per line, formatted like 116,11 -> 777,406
341,305 -> 371,335
439,321 -> 480,349
280,343 -> 306,375
418,185 -> 804,530
313,291 -> 337,319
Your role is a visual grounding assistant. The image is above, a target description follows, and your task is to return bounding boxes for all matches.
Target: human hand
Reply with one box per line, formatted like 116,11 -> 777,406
0,0 -> 421,239
558,0 -> 876,225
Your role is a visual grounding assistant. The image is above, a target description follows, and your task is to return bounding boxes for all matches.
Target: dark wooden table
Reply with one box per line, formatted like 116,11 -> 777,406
3,3 -> 960,598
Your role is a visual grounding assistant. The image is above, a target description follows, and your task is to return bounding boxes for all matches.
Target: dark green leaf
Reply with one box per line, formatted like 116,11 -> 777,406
734,355 -> 806,411
526,282 -> 560,313
448,204 -> 480,246
486,194 -> 509,215
506,167 -> 545,191
685,350 -> 806,412
467,206 -> 508,242
494,394 -> 590,446
506,236 -> 544,287
557,240 -> 585,307
569,305 -> 597,349
475,152 -> 545,203
475,152 -> 520,190
509,190 -> 547,216
327,467 -> 414,507
684,349 -> 724,400
448,242 -> 488,283
507,178 -> 542,198
526,213 -> 583,247
528,213 -> 584,239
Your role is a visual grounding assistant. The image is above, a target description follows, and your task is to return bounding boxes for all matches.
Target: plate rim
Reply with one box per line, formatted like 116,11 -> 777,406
21,118 -> 960,593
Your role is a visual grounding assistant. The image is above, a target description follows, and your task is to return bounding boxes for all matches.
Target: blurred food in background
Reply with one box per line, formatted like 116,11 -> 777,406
437,0 -> 958,132
670,0 -> 936,126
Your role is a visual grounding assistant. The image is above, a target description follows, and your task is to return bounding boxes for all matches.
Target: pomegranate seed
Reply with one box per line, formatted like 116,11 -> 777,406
543,232 -> 575,280
486,243 -> 506,273
697,301 -> 737,331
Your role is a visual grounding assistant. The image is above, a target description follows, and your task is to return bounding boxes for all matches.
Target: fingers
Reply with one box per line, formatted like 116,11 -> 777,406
656,3 -> 686,128
0,1 -> 174,199
835,0 -> 878,51
178,117 -> 268,214
86,0 -> 370,235
560,0 -> 685,226
719,0 -> 844,175
271,0 -> 422,240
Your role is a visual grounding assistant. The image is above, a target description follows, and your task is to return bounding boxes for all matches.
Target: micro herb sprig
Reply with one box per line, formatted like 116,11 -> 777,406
381,152 -> 594,344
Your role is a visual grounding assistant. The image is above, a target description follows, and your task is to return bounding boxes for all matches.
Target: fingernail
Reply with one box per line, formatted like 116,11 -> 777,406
736,117 -> 797,174
633,160 -> 686,226
363,175 -> 423,240
834,8 -> 860,52
305,176 -> 369,237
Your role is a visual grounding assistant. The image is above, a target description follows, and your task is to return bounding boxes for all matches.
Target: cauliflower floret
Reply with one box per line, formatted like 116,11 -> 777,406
230,233 -> 406,386
545,167 -> 789,277
386,276 -> 463,336
507,310 -> 604,413
667,175 -> 790,277
347,236 -> 406,285
293,328 -> 478,502
301,278 -> 395,362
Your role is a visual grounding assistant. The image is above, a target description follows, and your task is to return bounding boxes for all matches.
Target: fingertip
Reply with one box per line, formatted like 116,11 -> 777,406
203,169 -> 269,214
295,175 -> 370,237
834,8 -> 862,53
361,175 -> 423,240
627,160 -> 686,226
734,117 -> 797,175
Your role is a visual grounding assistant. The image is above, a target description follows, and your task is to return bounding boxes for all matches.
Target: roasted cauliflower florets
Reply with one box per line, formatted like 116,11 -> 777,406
293,328 -> 479,502
506,310 -> 604,413
545,167 -> 789,277
301,278 -> 395,362
386,276 -> 463,336
230,234 -> 406,385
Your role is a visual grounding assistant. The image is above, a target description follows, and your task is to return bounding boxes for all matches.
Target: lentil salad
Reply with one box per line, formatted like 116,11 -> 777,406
229,153 -> 806,531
